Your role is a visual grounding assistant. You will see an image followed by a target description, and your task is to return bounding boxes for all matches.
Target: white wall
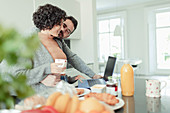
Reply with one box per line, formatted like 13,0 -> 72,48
0,0 -> 34,33
97,0 -> 170,75
0,0 -> 81,39
71,0 -> 98,73
127,6 -> 149,75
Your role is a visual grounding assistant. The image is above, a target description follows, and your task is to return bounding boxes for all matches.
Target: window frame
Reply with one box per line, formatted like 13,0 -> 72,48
97,11 -> 127,63
147,4 -> 170,74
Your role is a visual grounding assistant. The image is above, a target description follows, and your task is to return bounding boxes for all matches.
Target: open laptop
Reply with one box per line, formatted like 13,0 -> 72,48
78,56 -> 117,88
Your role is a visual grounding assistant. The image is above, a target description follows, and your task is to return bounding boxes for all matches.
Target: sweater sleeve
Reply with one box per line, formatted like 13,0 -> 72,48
0,59 -> 51,85
62,40 -> 95,78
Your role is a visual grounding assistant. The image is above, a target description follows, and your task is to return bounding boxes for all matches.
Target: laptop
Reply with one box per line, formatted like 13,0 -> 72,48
78,56 -> 117,88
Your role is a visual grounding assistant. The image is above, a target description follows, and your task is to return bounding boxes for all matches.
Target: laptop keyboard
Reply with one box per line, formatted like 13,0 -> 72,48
87,79 -> 101,87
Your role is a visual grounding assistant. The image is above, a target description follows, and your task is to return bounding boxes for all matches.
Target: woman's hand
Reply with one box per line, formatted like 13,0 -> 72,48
92,75 -> 103,79
51,63 -> 66,75
41,74 -> 61,87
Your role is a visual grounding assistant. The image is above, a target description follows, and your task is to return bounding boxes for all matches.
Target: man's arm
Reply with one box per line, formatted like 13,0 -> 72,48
62,40 -> 95,78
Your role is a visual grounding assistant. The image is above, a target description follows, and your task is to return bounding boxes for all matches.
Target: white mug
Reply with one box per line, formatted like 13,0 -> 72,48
146,79 -> 167,97
55,59 -> 67,75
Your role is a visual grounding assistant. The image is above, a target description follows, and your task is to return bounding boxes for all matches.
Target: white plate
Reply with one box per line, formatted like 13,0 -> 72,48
76,88 -> 90,97
108,97 -> 125,110
79,97 -> 124,110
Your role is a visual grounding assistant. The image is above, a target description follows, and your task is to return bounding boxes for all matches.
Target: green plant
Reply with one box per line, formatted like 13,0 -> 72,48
0,25 -> 40,109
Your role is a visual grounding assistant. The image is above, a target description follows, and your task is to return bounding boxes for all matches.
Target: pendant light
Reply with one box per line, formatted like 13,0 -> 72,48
114,25 -> 121,36
113,0 -> 122,36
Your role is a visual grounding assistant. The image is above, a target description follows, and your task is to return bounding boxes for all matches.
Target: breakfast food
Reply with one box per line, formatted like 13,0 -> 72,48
54,93 -> 71,113
66,95 -> 79,113
91,85 -> 106,93
44,92 -> 113,113
24,94 -> 46,108
84,93 -> 119,106
46,92 -> 62,106
79,98 -> 105,113
76,88 -> 84,95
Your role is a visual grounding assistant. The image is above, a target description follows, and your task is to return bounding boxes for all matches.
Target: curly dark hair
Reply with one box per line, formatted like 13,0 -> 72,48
33,4 -> 66,30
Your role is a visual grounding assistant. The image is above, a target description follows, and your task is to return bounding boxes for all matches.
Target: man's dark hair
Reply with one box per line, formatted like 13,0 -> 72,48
33,4 -> 66,30
66,16 -> 78,33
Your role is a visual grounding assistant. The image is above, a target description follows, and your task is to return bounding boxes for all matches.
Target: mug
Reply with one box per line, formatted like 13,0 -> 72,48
146,79 -> 167,97
55,59 -> 67,75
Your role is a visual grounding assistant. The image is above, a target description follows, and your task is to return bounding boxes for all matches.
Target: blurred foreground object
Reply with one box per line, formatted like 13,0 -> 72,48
0,25 -> 39,65
0,25 -> 39,109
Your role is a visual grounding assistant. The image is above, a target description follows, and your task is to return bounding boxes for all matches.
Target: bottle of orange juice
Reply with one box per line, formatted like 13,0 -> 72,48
121,62 -> 134,96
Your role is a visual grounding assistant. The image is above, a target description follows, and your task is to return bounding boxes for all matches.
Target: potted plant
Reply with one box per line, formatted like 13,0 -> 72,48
0,25 -> 39,109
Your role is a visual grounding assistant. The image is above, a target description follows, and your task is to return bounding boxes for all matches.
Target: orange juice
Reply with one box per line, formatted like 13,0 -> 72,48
121,63 -> 134,96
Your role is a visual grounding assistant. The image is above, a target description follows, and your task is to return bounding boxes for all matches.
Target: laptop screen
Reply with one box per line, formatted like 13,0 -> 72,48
103,56 -> 117,81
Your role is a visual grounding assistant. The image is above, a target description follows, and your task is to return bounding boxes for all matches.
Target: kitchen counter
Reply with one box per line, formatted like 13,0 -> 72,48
115,76 -> 170,113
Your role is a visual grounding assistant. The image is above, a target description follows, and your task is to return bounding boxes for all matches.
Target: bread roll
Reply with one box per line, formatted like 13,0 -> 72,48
46,92 -> 62,107
65,98 -> 72,113
101,111 -> 111,113
66,95 -> 79,113
54,93 -> 71,113
79,98 -> 105,113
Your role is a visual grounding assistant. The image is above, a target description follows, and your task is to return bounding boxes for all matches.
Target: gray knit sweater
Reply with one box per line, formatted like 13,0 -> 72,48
0,37 -> 95,93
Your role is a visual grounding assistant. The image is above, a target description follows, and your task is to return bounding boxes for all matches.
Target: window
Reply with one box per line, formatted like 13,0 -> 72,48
97,12 -> 125,63
148,5 -> 170,74
156,12 -> 170,69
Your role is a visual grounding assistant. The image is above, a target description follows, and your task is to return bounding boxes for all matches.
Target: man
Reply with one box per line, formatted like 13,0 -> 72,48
58,16 -> 77,39
58,16 -> 102,80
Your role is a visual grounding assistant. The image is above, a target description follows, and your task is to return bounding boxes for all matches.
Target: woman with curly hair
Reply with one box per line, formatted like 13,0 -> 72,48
0,4 -> 67,93
33,4 -> 66,36
31,4 -> 68,88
